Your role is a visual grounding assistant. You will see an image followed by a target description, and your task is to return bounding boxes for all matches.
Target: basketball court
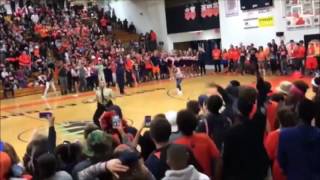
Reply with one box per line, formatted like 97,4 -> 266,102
0,74 -> 313,157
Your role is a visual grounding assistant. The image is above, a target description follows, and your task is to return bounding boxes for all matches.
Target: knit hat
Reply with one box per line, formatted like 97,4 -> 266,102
83,130 -> 113,157
165,111 -> 178,132
276,81 -> 293,95
0,152 -> 12,179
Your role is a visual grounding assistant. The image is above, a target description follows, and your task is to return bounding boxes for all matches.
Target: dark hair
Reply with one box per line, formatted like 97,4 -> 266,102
239,86 -> 257,104
186,100 -> 200,115
153,113 -> 166,120
37,153 -> 57,179
150,117 -> 171,143
55,142 -> 82,165
299,98 -> 316,124
277,108 -> 298,128
230,80 -> 240,87
237,86 -> 257,117
238,98 -> 254,117
4,142 -> 20,164
293,80 -> 309,94
177,110 -> 197,136
206,95 -> 223,114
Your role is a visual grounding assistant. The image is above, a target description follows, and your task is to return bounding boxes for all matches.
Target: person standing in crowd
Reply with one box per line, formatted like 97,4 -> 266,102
96,59 -> 105,85
42,67 -> 57,98
3,76 -> 14,98
151,51 -> 161,80
58,63 -> 68,95
279,43 -> 288,75
197,95 -> 231,151
174,110 -> 222,179
116,58 -> 125,95
125,55 -> 134,87
150,30 -> 157,51
71,64 -> 80,95
257,46 -> 267,76
222,76 -> 269,180
198,49 -> 206,76
265,108 -> 297,180
269,43 -> 279,75
278,98 -> 320,180
212,44 -> 221,73
249,44 -> 258,74
163,144 -> 210,180
239,46 -> 247,75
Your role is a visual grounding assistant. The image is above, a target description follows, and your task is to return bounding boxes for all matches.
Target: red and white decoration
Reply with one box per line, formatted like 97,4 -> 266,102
201,2 -> 219,18
184,5 -> 197,21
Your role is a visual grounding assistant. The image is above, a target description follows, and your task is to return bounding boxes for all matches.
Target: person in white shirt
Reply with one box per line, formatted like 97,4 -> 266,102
162,144 -> 209,180
174,66 -> 184,95
93,81 -> 114,127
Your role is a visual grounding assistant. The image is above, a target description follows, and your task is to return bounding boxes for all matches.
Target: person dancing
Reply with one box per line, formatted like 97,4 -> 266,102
42,67 -> 57,98
174,65 -> 184,96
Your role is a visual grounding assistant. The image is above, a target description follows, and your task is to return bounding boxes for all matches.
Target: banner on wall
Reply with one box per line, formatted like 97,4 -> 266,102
285,0 -> 320,30
258,16 -> 274,27
244,16 -> 274,29
224,0 -> 239,17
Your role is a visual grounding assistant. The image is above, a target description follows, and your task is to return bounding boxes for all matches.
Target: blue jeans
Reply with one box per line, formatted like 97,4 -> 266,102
176,78 -> 182,91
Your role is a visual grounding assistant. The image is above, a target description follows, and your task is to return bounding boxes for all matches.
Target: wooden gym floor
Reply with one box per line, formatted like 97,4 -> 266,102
0,74 -> 313,157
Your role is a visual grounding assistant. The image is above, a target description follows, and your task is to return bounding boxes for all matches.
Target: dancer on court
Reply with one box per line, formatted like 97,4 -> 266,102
42,67 -> 57,98
174,65 -> 184,96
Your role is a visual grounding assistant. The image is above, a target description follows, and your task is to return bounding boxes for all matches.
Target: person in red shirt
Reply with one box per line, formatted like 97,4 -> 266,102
174,110 -> 222,179
212,45 -> 221,72
305,43 -> 318,73
18,51 -> 31,67
150,30 -> 157,51
264,108 -> 297,180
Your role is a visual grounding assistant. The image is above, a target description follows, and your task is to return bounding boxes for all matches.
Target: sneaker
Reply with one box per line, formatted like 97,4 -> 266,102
41,95 -> 47,99
177,91 -> 183,96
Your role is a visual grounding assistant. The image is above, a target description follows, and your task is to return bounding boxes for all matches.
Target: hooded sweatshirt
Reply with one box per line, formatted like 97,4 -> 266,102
162,165 -> 209,180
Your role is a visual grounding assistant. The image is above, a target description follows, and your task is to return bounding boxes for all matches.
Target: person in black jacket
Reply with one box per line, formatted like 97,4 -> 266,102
222,73 -> 270,180
198,49 -> 206,75
116,59 -> 125,95
197,95 -> 231,151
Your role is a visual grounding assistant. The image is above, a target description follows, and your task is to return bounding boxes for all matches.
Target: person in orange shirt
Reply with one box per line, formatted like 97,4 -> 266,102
292,42 -> 304,72
174,110 -> 222,179
264,108 -> 297,180
212,45 -> 221,72
222,49 -> 229,71
257,46 -> 267,76
228,45 -> 237,73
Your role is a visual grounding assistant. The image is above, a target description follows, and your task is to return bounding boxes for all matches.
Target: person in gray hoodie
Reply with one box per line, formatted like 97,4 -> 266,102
162,144 -> 209,180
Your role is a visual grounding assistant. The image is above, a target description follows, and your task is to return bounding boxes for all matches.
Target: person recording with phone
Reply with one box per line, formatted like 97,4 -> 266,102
93,81 -> 114,127
98,106 -> 135,145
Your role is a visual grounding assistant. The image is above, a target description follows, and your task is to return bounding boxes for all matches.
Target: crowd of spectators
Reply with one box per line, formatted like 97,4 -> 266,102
0,0 -> 159,98
1,70 -> 320,180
